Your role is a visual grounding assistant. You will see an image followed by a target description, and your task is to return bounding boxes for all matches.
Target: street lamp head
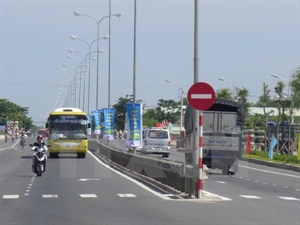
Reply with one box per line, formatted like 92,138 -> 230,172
271,74 -> 278,78
99,49 -> 104,53
116,12 -> 124,17
218,77 -> 224,81
69,49 -> 75,52
58,81 -> 63,84
67,55 -> 72,58
74,11 -> 82,16
61,69 -> 67,72
70,35 -> 77,40
164,79 -> 170,83
92,57 -> 97,60
103,35 -> 109,39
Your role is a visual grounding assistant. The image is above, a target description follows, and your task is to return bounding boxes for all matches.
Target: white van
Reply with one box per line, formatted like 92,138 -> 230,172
142,127 -> 170,158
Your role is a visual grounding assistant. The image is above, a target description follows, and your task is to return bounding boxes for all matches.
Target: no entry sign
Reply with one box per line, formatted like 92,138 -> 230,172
187,82 -> 216,111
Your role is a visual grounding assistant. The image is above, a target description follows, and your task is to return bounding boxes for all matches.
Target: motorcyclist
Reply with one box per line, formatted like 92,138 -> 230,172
20,131 -> 26,145
31,135 -> 47,173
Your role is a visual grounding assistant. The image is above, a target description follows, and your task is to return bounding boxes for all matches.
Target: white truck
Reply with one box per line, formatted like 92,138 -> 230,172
185,98 -> 243,175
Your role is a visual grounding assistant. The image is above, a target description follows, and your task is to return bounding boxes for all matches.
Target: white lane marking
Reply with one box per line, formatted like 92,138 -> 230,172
191,94 -> 212,99
283,186 -> 289,188
88,151 -> 231,201
254,180 -> 259,183
295,189 -> 300,191
273,184 -> 277,186
24,193 -> 29,196
78,178 -> 100,181
28,184 -> 32,186
238,177 -> 243,179
246,179 -> 250,181
26,190 -> 30,192
80,194 -> 97,198
118,194 -> 136,198
278,197 -> 299,201
263,182 -> 268,185
42,195 -> 58,198
240,165 -> 300,179
28,187 -> 31,189
3,195 -> 19,199
216,181 -> 226,184
0,140 -> 20,151
203,191 -> 232,201
240,195 -> 262,199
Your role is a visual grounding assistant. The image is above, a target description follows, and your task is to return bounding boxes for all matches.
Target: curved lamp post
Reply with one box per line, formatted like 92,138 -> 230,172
164,79 -> 184,134
74,11 -> 123,110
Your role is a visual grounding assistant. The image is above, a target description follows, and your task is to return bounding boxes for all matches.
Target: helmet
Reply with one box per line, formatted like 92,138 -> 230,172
37,135 -> 43,139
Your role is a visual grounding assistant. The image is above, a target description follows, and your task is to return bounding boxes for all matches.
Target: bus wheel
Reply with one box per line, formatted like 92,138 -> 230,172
77,153 -> 86,158
50,153 -> 58,158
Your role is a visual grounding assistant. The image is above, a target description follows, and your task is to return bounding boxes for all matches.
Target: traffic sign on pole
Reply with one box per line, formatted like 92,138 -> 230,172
187,82 -> 215,199
187,82 -> 215,111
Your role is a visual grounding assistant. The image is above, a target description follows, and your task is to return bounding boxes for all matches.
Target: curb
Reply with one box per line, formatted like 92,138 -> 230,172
241,157 -> 300,173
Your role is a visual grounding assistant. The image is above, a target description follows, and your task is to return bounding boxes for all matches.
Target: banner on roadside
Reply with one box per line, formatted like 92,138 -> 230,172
298,134 -> 300,160
126,102 -> 143,148
103,108 -> 115,140
92,109 -> 101,134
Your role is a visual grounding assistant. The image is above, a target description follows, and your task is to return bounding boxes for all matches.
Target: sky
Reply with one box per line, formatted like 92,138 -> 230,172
1,0 -> 299,125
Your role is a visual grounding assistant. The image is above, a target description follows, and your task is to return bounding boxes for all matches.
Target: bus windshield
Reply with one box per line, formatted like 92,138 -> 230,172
48,115 -> 88,140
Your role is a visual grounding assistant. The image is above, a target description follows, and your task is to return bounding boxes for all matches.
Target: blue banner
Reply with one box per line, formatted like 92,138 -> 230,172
126,102 -> 143,148
268,134 -> 277,159
103,108 -> 115,140
92,109 -> 101,135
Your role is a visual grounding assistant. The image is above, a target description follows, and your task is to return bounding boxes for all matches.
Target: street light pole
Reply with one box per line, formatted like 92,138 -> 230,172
164,79 -> 184,134
218,77 -> 236,99
74,11 -> 123,110
70,35 -> 108,113
133,0 -> 137,103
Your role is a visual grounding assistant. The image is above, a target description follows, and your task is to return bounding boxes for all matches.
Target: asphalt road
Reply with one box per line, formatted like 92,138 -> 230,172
0,137 -> 299,225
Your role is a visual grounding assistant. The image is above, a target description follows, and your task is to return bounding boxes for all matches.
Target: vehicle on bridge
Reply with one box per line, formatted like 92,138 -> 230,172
185,98 -> 243,175
37,129 -> 49,139
46,107 -> 91,158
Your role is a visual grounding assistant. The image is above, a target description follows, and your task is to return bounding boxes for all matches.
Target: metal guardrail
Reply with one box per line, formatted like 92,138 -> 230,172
95,142 -> 199,195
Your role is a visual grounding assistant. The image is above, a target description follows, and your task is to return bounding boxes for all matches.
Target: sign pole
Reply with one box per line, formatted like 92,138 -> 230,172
198,110 -> 203,198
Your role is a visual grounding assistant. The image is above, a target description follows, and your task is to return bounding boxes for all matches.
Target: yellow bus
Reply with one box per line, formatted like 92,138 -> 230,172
46,108 -> 90,158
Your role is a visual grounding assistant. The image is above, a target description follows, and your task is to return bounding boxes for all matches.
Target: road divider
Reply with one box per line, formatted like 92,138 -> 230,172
90,140 -> 209,197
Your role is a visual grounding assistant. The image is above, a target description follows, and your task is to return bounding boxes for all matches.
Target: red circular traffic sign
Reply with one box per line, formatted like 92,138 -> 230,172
187,82 -> 216,110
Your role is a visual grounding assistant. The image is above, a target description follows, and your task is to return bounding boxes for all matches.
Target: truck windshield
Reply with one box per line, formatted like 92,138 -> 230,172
48,115 -> 87,139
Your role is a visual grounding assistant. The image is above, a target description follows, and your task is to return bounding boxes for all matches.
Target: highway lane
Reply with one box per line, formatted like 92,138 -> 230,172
0,138 -> 299,224
105,139 -> 300,203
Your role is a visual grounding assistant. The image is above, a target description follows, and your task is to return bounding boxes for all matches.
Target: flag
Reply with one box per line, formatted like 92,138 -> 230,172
246,133 -> 251,154
268,135 -> 277,159
298,134 -> 300,160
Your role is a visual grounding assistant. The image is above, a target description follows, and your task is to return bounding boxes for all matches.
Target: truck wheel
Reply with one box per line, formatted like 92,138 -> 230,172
229,171 -> 236,175
221,167 -> 229,175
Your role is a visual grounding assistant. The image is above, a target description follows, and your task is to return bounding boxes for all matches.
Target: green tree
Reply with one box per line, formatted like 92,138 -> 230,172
216,88 -> 233,100
113,95 -> 134,130
289,67 -> 300,109
0,99 -> 33,129
237,87 -> 250,124
143,108 -> 159,127
273,81 -> 287,153
155,99 -> 180,124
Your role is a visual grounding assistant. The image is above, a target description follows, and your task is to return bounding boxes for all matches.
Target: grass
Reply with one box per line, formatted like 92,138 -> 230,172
243,150 -> 300,166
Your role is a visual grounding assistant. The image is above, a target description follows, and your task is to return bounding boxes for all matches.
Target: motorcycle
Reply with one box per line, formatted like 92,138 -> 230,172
20,139 -> 26,149
30,144 -> 47,177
